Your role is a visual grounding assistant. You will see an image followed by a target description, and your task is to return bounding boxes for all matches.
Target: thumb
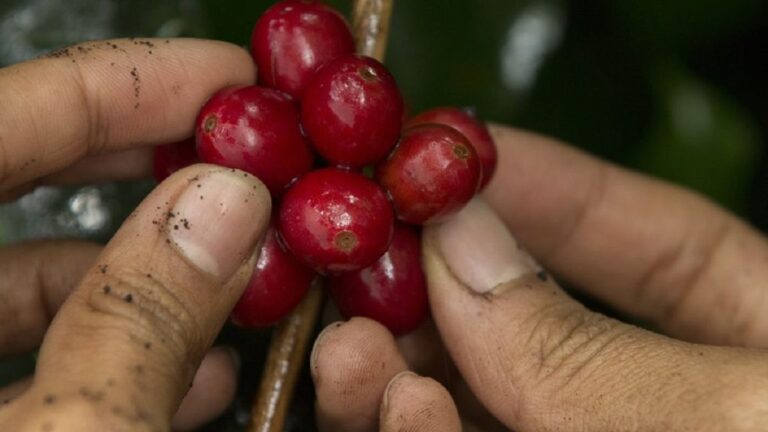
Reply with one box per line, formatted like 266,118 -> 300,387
422,199 -> 768,431
0,165 -> 270,432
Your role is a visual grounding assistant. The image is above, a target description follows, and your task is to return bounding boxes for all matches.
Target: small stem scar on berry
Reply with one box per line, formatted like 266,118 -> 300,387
203,115 -> 217,132
453,144 -> 470,160
335,231 -> 359,252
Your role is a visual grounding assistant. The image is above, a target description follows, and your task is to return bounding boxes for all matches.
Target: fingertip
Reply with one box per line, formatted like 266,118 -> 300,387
312,317 -> 406,389
380,372 -> 460,432
312,318 -> 408,432
310,321 -> 344,381
171,38 -> 257,87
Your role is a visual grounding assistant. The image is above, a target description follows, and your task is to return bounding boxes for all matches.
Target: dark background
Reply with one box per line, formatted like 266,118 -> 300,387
1,0 -> 767,430
203,0 -> 768,217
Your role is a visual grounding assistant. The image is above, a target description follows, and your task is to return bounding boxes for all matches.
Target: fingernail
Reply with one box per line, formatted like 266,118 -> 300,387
168,168 -> 270,281
434,198 -> 540,294
310,321 -> 344,381
381,371 -> 418,415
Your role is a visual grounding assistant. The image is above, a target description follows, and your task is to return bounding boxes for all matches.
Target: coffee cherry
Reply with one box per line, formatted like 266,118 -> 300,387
152,138 -> 199,182
251,0 -> 355,99
278,167 -> 394,274
376,124 -> 481,224
231,224 -> 316,328
408,107 -> 498,189
328,223 -> 428,336
195,86 -> 314,197
301,54 -> 403,167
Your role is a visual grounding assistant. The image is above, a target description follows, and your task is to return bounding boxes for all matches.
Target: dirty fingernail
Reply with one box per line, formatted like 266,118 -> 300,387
168,169 -> 270,281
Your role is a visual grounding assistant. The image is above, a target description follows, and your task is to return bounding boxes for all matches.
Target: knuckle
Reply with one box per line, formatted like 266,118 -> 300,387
544,164 -> 608,261
521,303 -> 627,392
514,304 -> 634,427
71,59 -> 109,155
78,269 -> 205,364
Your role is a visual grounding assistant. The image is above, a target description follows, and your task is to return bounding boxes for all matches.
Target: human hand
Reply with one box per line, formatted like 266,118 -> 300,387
0,39 -> 272,431
311,125 -> 768,431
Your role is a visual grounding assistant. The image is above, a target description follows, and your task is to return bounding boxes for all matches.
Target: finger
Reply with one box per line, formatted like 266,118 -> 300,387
0,378 -> 32,405
379,371 -> 461,432
484,125 -> 768,346
0,165 -> 270,432
311,318 -> 408,432
424,198 -> 768,431
171,346 -> 238,431
0,38 -> 254,192
0,148 -> 154,204
324,302 -> 451,384
0,241 -> 101,356
0,347 -> 237,429
42,148 -> 154,185
0,147 -> 156,203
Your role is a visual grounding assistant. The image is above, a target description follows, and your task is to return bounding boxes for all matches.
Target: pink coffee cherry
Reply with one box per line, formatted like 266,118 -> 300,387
301,54 -> 404,167
231,224 -> 317,328
152,138 -> 199,182
328,223 -> 428,336
408,107 -> 498,189
195,86 -> 314,197
251,0 -> 355,99
278,167 -> 394,274
376,124 -> 481,224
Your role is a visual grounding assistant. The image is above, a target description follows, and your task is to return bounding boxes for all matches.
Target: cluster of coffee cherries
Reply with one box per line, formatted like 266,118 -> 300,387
153,0 -> 497,336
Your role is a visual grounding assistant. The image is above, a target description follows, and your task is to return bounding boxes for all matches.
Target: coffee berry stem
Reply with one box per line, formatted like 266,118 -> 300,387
247,284 -> 323,432
353,0 -> 394,61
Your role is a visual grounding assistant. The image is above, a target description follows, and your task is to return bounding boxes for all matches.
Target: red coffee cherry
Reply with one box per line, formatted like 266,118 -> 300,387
408,107 -> 498,189
195,86 -> 314,197
251,0 -> 355,99
152,138 -> 199,182
376,124 -> 481,224
301,54 -> 404,167
328,223 -> 428,336
278,167 -> 394,274
231,224 -> 317,328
